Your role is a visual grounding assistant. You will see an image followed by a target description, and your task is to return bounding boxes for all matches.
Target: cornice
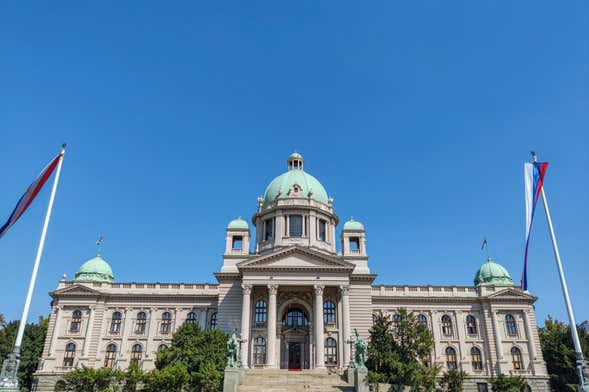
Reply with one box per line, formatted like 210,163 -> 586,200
238,245 -> 354,271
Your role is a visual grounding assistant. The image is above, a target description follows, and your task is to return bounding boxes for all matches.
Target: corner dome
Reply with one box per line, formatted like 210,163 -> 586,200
343,218 -> 364,231
474,258 -> 514,287
263,152 -> 329,204
227,217 -> 249,230
74,255 -> 114,283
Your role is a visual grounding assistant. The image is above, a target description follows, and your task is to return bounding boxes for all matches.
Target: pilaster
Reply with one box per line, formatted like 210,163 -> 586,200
314,285 -> 325,369
267,285 -> 278,368
241,284 -> 252,368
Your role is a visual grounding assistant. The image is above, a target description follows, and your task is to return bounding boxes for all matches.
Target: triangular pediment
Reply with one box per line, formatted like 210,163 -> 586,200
486,287 -> 537,301
238,246 -> 354,271
52,284 -> 102,296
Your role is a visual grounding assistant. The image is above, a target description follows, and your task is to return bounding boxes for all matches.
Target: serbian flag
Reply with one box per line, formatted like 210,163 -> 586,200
521,161 -> 549,290
0,154 -> 62,239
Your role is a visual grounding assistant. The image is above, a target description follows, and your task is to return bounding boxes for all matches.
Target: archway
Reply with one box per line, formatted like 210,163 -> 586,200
279,304 -> 311,369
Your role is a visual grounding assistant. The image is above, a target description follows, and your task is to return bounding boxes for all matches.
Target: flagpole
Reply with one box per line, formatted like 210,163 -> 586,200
532,152 -> 587,391
0,144 -> 66,390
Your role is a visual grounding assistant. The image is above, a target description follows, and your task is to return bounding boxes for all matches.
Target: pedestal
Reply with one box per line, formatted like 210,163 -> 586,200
354,367 -> 369,392
223,367 -> 244,392
346,366 -> 356,385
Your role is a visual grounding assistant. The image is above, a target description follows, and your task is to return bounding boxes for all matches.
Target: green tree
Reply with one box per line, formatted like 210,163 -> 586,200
491,375 -> 528,392
366,308 -> 438,391
0,316 -> 48,391
143,363 -> 189,392
121,362 -> 143,392
539,317 -> 589,392
439,369 -> 467,392
61,367 -> 123,392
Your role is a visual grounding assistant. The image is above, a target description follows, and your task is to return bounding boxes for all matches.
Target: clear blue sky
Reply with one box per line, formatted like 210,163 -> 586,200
0,2 -> 587,326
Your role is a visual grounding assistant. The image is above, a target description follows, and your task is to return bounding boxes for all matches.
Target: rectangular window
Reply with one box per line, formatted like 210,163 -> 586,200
349,237 -> 360,251
264,219 -> 274,241
318,219 -> 327,241
232,236 -> 243,250
289,215 -> 303,237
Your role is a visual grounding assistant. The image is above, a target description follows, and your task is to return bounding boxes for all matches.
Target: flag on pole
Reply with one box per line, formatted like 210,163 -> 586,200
481,238 -> 488,250
0,154 -> 62,239
521,161 -> 549,290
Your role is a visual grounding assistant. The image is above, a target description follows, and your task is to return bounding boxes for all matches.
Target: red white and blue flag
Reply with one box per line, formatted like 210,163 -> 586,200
521,161 -> 549,290
0,154 -> 62,239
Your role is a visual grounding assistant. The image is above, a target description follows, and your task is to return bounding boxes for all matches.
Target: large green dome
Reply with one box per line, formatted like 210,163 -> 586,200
474,258 -> 514,287
74,255 -> 114,283
263,153 -> 329,204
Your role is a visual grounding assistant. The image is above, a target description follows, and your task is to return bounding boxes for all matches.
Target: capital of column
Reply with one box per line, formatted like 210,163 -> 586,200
313,285 -> 324,296
241,284 -> 252,295
340,285 -> 350,296
268,284 -> 278,295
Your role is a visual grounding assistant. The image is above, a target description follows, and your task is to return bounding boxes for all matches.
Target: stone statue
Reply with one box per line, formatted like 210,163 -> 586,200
0,351 -> 20,388
226,332 -> 241,368
354,329 -> 367,371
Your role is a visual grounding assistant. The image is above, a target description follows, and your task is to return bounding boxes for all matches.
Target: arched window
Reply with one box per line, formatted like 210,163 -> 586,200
130,344 -> 142,364
323,301 -> 336,325
445,347 -> 457,370
160,312 -> 172,334
466,315 -> 477,335
70,310 -> 82,332
110,311 -> 122,334
511,347 -> 523,369
505,314 -> 518,336
471,346 -> 483,371
63,342 -> 76,367
391,313 -> 401,334
416,314 -> 428,328
441,315 -> 453,336
255,300 -> 267,323
325,337 -> 337,365
157,344 -> 167,352
209,312 -> 217,329
253,336 -> 266,365
135,312 -> 146,334
185,312 -> 198,325
104,343 -> 117,368
285,308 -> 307,327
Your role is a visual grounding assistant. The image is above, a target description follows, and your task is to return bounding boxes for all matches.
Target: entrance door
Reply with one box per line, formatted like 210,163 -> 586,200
288,342 -> 302,370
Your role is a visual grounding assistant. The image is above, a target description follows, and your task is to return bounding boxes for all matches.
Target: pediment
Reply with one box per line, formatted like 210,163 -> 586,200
52,284 -> 102,296
238,246 -> 354,271
486,287 -> 537,301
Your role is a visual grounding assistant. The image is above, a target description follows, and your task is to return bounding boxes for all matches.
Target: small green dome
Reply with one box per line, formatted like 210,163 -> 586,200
74,255 -> 114,283
474,258 -> 514,286
343,218 -> 364,231
263,153 -> 329,204
227,217 -> 249,230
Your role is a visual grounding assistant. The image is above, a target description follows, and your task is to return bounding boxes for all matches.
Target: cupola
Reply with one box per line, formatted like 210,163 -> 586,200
74,254 -> 114,283
287,151 -> 304,170
474,258 -> 514,286
225,216 -> 250,255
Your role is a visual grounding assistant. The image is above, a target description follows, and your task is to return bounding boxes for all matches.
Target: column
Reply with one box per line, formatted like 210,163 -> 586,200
199,308 -> 208,330
455,311 -> 468,366
241,284 -> 252,368
314,285 -> 325,369
49,306 -> 62,357
490,308 -> 503,374
82,306 -> 95,357
522,310 -> 537,374
119,308 -> 132,359
267,285 -> 278,368
430,310 -> 441,364
340,285 -> 351,367
145,308 -> 158,358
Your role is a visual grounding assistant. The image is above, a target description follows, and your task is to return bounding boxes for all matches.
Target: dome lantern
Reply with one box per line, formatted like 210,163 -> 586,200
287,151 -> 304,171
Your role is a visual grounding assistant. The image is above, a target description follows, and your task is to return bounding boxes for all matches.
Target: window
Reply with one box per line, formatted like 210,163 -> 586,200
255,300 -> 267,323
232,236 -> 243,250
506,314 -> 518,336
264,219 -> 274,241
209,312 -> 217,329
441,315 -> 453,336
318,219 -> 327,241
416,314 -> 428,328
466,315 -> 477,335
471,347 -> 483,370
136,312 -> 146,334
70,310 -> 82,332
445,347 -> 458,370
323,301 -> 336,325
476,383 -> 489,392
63,343 -> 76,367
289,215 -> 303,237
104,343 -> 117,368
286,309 -> 307,327
186,312 -> 198,325
157,344 -> 168,352
325,337 -> 337,365
372,314 -> 378,325
110,311 -> 122,334
130,344 -> 142,364
253,336 -> 266,365
349,237 -> 360,251
511,347 -> 523,370
392,313 -> 401,335
161,312 -> 172,334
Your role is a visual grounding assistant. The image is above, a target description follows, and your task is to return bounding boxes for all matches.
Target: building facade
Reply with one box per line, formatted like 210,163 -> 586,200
34,153 -> 550,391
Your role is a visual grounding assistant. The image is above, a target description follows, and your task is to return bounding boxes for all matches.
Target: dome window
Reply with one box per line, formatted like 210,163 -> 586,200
264,218 -> 274,241
232,236 -> 243,250
318,219 -> 327,242
289,215 -> 303,237
349,237 -> 360,252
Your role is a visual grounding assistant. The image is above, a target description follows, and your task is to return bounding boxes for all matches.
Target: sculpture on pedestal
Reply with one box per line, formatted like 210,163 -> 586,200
354,329 -> 367,371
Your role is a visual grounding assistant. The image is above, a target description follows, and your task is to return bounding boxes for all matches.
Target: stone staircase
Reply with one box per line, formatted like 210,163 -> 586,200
238,369 -> 355,392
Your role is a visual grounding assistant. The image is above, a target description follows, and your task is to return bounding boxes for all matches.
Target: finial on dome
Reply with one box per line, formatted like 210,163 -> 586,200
287,151 -> 304,171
